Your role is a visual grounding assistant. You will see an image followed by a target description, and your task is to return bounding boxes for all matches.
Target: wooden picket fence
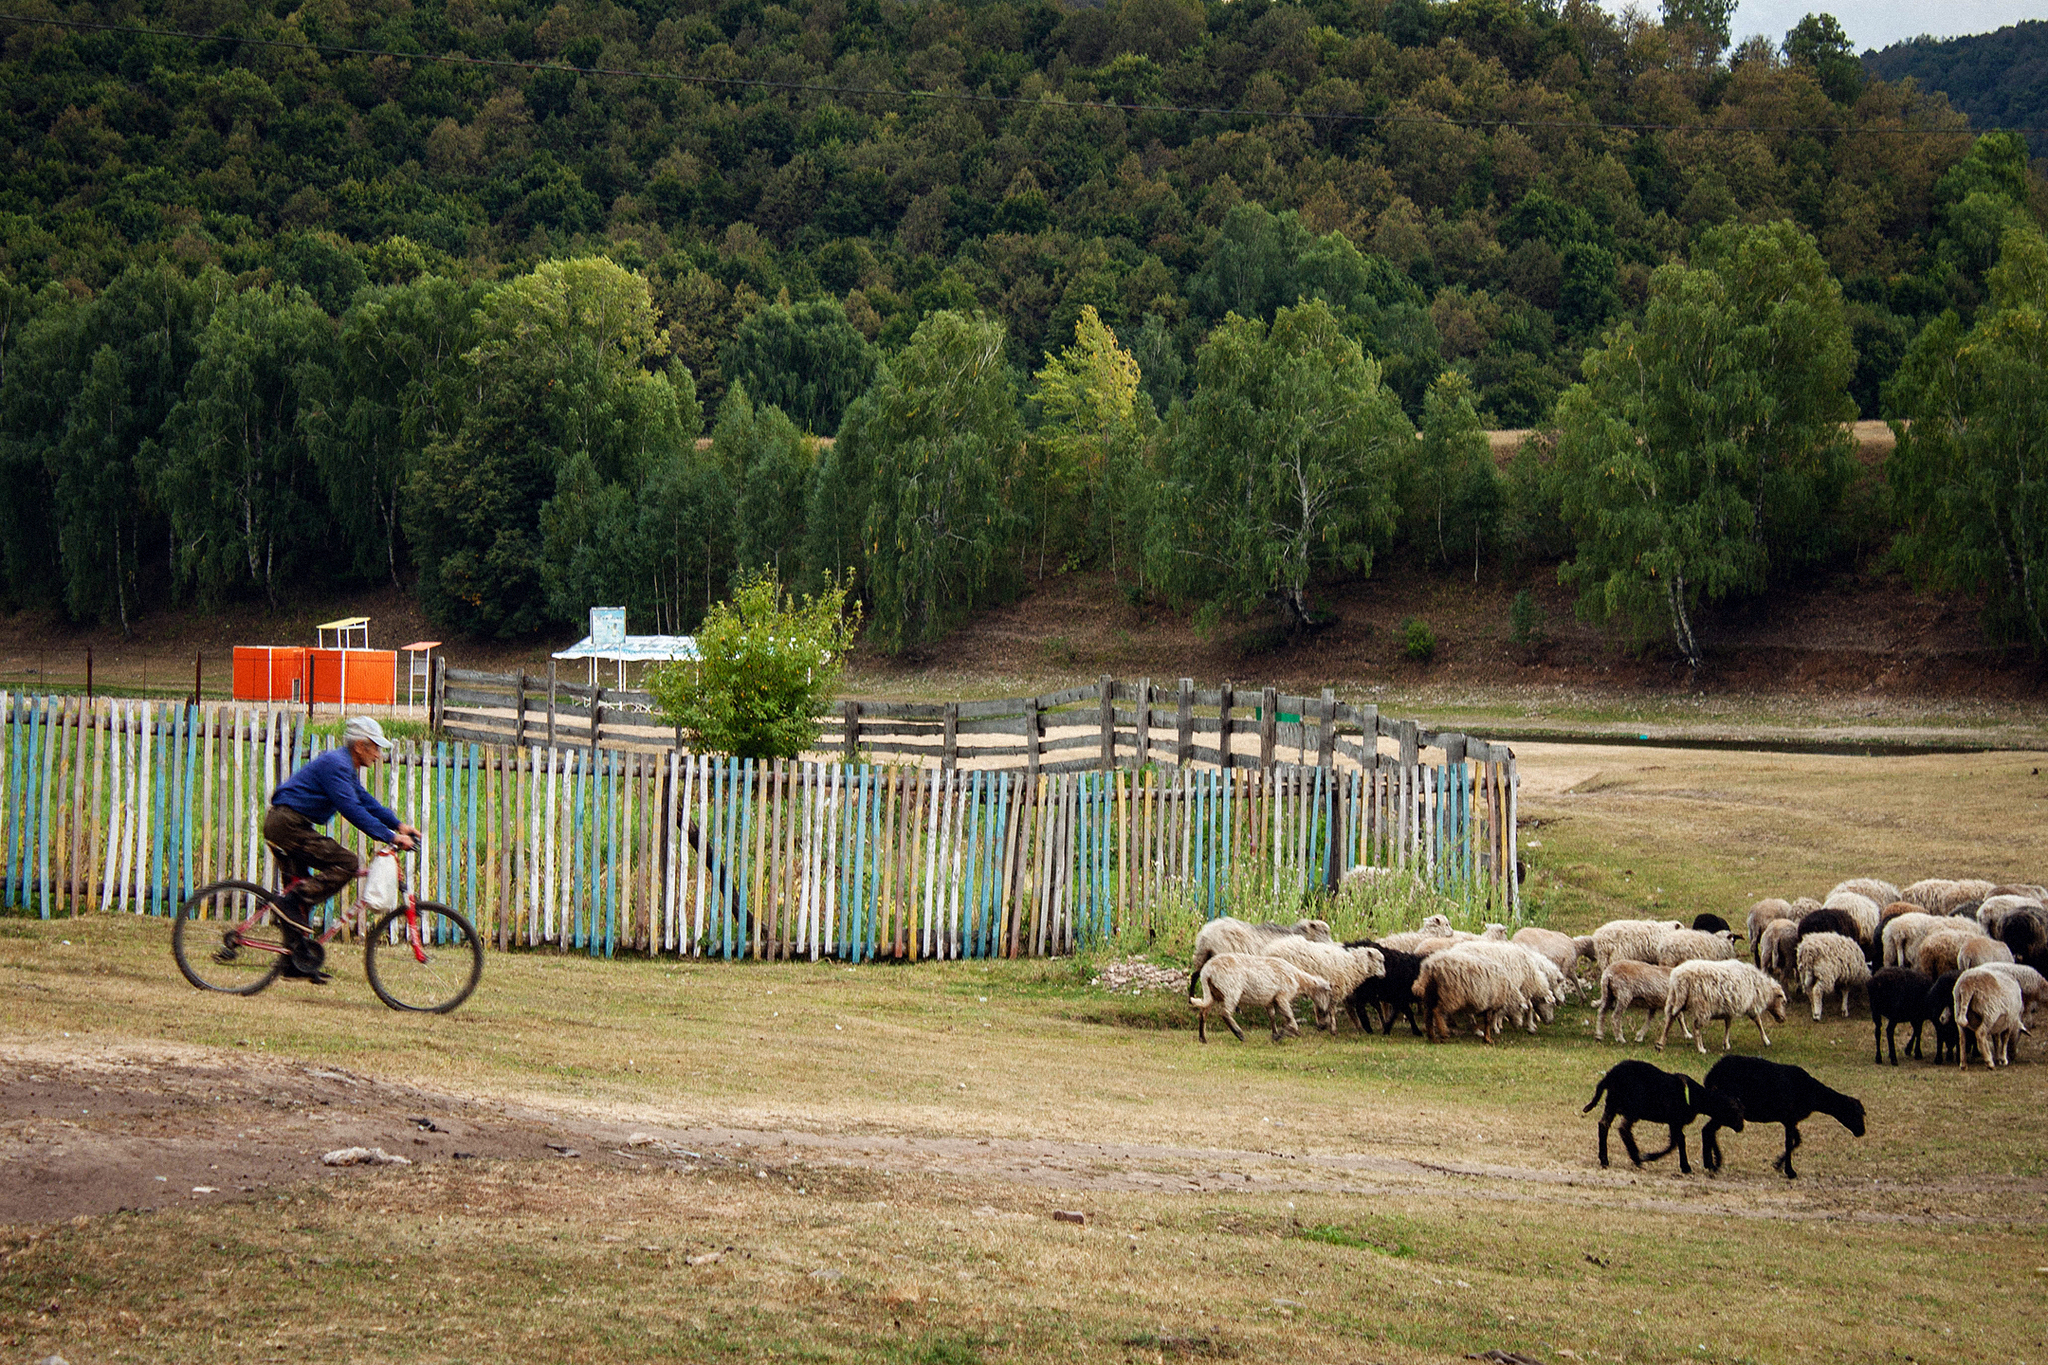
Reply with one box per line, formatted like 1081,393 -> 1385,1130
0,694 -> 1518,956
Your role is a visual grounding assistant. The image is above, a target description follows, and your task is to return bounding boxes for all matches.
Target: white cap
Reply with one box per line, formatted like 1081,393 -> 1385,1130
344,716 -> 393,751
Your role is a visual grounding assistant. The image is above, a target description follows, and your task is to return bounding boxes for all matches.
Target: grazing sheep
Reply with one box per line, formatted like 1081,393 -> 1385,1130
1978,962 -> 2048,1028
1790,896 -> 1824,914
1453,940 -> 1564,1031
1952,967 -> 2027,1069
1189,916 -> 1333,990
1592,919 -> 1686,973
1926,971 -> 1963,1065
1822,891 -> 1881,946
1573,935 -> 1598,973
1831,878 -> 1902,909
1594,961 -> 1689,1043
1980,898 -> 2048,966
1916,928 -> 1990,979
1656,960 -> 1789,1055
1691,913 -> 1734,937
1746,900 -> 1797,962
1957,937 -> 2016,971
1413,948 -> 1524,1043
1189,953 -> 1333,1044
1868,967 -> 1938,1065
1989,882 -> 2048,901
1513,927 -> 1584,995
1655,928 -> 1742,968
1757,919 -> 1802,987
1343,943 -> 1425,1036
1882,911 -> 1982,969
1898,878 -> 1958,912
1258,939 -> 1385,1032
1878,900 -> 1924,932
1796,932 -> 1871,1021
1699,1056 -> 1866,1179
1583,1059 -> 1746,1176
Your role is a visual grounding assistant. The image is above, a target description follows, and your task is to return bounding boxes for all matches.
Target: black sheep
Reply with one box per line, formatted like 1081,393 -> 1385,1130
1699,1056 -> 1865,1179
1692,913 -> 1734,936
1583,1059 -> 1745,1176
1926,970 -> 1963,1065
1343,940 -> 1423,1036
1868,967 -> 1936,1065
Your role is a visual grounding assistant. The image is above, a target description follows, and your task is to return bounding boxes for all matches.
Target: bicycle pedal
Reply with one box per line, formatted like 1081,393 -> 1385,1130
212,948 -> 239,964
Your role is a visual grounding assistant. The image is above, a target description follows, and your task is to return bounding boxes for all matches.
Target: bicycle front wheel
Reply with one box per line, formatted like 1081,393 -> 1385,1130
173,880 -> 289,995
365,902 -> 483,1014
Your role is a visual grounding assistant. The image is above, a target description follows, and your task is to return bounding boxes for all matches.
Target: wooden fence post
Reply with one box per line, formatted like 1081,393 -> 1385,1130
1217,681 -> 1233,769
591,685 -> 605,759
1135,676 -> 1150,770
843,699 -> 860,764
1317,687 -> 1336,770
430,656 -> 445,733
1024,695 -> 1040,781
1175,677 -> 1193,766
1098,675 -> 1114,771
1259,686 -> 1277,771
514,670 -> 528,747
546,659 -> 557,750
1399,720 -> 1418,768
943,702 -> 959,772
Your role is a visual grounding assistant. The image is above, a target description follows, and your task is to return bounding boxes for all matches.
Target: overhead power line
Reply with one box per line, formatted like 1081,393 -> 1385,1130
0,9 -> 2006,138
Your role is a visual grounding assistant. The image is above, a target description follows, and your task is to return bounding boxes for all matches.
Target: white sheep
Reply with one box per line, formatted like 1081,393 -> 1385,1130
1952,967 -> 2026,1069
1188,916 -> 1333,980
1979,962 -> 2048,1028
1656,960 -> 1789,1055
1957,937 -> 2016,971
1898,878 -> 1957,912
1512,926 -> 1585,996
1796,932 -> 1871,1021
1376,930 -> 1456,956
1746,899 -> 1797,963
1830,877 -> 1901,909
1822,891 -> 1882,945
1412,948 -> 1524,1043
1593,961 -> 1689,1043
1450,940 -> 1563,1031
1655,928 -> 1742,968
1258,938 -> 1385,1032
1757,919 -> 1802,987
1592,919 -> 1686,974
1882,911 -> 1982,968
1189,953 -> 1333,1044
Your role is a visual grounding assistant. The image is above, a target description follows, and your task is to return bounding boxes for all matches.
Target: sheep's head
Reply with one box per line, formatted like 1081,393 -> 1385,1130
1836,1095 -> 1867,1137
1350,945 -> 1386,978
1764,982 -> 1789,1023
1697,1086 -> 1746,1132
1297,918 -> 1335,944
1419,914 -> 1453,936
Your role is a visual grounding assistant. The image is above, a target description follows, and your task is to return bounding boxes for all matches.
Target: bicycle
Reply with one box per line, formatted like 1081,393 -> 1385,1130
172,850 -> 483,1014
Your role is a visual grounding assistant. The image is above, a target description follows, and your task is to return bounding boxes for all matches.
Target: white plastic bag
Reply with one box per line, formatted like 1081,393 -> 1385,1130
364,850 -> 401,912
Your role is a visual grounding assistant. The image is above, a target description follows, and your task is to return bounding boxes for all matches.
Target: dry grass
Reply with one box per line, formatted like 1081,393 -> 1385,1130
3,743 -> 2048,1364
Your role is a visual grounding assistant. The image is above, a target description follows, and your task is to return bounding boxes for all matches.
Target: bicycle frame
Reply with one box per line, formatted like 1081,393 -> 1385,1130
264,851 -> 431,961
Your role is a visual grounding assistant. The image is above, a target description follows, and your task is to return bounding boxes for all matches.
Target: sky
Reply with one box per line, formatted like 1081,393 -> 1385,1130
1603,0 -> 2048,51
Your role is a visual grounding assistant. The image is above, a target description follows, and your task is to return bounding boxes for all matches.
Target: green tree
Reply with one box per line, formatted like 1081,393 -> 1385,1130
1404,372 -> 1501,580
1552,223 -> 1856,672
711,382 -> 816,577
1887,226 -> 2048,651
1026,305 -> 1152,579
644,569 -> 861,760
718,298 -> 877,436
155,284 -> 339,607
406,258 -> 700,636
850,311 -> 1024,653
1149,299 -> 1413,632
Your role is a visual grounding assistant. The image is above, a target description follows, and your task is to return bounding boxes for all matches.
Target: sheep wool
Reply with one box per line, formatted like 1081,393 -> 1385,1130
1189,953 -> 1333,1044
1655,928 -> 1742,968
1657,960 -> 1789,1055
1594,961 -> 1681,1044
1821,891 -> 1882,945
1830,877 -> 1902,910
1592,919 -> 1686,973
1746,899 -> 1797,960
1258,939 -> 1385,1031
1952,967 -> 2026,1069
1413,947 -> 1524,1044
1757,919 -> 1802,985
1796,931 -> 1871,1021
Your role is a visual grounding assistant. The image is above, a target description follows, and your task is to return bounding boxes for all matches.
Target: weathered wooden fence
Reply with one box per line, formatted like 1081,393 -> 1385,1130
438,667 -> 1515,780
0,694 -> 1518,955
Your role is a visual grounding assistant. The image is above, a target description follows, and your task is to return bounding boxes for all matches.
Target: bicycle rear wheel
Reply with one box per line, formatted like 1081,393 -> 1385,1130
365,902 -> 483,1014
173,880 -> 289,995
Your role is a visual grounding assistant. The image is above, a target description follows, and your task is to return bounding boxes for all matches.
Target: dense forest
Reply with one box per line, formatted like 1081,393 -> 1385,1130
1,0 -> 2045,663
1865,21 -> 2048,157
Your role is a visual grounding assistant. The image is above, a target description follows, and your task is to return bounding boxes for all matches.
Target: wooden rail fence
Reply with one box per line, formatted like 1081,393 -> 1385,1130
0,694 -> 1518,955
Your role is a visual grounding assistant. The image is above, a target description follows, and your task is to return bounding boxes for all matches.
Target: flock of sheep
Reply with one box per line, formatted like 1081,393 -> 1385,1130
1183,874 -> 2044,1178
1185,874 -> 2045,1069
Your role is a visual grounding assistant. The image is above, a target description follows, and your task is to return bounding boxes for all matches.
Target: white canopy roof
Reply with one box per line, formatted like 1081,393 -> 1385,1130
551,633 -> 700,663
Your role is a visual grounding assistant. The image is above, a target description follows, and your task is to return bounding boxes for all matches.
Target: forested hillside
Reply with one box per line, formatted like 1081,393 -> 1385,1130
2,0 -> 2045,664
1865,21 -> 2048,156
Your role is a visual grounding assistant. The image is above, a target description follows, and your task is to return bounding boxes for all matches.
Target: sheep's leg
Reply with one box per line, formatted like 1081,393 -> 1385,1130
1637,1127 -> 1680,1165
1196,1006 -> 1208,1044
1775,1124 -> 1801,1179
1272,996 -> 1298,1043
1700,1122 -> 1723,1173
1618,1118 -> 1646,1167
1593,995 -> 1607,1040
1719,1016 -> 1734,1053
1596,1112 -> 1614,1167
1876,1016 -> 1889,1066
1673,1126 -> 1692,1175
1753,1011 -> 1772,1048
1838,988 -> 1851,1019
1654,1006 -> 1675,1052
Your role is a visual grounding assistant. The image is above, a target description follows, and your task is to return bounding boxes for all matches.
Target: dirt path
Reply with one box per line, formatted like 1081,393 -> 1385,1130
6,1039 -> 2041,1232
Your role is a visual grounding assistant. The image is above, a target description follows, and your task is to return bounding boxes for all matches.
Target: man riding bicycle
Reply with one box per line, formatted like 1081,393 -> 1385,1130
264,716 -> 420,983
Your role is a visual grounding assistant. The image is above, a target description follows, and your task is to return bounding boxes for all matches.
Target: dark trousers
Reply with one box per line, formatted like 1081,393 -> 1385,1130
262,806 -> 360,920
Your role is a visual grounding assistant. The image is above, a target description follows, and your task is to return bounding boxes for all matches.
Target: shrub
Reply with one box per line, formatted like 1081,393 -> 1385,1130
1403,616 -> 1437,661
1508,588 -> 1545,646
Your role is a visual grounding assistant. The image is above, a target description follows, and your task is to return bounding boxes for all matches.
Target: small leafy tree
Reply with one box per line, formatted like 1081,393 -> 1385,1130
644,570 -> 861,760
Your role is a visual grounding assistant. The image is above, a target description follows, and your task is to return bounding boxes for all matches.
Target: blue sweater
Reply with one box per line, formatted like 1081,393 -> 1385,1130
271,748 -> 403,843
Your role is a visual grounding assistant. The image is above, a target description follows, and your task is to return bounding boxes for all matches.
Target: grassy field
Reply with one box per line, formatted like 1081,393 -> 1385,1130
2,742 -> 2045,1365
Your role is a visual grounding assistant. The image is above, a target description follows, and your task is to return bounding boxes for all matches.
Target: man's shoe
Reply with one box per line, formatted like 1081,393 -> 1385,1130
303,969 -> 333,985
